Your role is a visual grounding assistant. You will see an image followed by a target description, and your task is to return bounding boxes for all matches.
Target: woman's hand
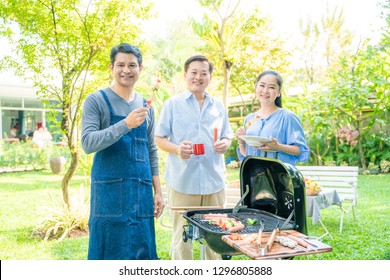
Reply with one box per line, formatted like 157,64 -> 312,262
256,136 -> 279,151
234,126 -> 246,145
257,137 -> 302,155
258,137 -> 301,156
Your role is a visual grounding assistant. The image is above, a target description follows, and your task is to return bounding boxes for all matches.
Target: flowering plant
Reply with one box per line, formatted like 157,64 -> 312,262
335,125 -> 359,146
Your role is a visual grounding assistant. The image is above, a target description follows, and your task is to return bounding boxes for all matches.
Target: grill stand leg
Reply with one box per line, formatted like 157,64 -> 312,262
199,244 -> 205,260
184,224 -> 207,260
318,219 -> 333,240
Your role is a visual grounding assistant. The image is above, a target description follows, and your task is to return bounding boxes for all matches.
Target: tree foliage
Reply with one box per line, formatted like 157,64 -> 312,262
297,19 -> 390,167
190,0 -> 290,107
141,19 -> 199,96
298,2 -> 353,84
0,0 -> 153,207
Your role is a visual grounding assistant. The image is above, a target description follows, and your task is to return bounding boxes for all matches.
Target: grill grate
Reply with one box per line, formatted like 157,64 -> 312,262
190,210 -> 293,234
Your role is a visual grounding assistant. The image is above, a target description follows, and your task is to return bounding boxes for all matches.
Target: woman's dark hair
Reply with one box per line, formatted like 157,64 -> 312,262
110,43 -> 142,66
255,70 -> 283,108
184,55 -> 214,74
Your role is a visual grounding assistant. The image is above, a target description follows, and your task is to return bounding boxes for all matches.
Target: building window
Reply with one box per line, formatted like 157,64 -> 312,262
24,98 -> 43,108
1,97 -> 22,107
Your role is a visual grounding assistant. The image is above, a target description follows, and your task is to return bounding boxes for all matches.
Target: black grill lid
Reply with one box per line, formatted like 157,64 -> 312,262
240,156 -> 299,220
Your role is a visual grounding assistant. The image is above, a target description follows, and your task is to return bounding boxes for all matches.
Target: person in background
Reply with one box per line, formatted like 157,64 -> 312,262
41,127 -> 53,146
155,55 -> 234,260
9,125 -> 18,138
32,126 -> 51,147
235,70 -> 309,166
81,43 -> 164,260
32,127 -> 44,148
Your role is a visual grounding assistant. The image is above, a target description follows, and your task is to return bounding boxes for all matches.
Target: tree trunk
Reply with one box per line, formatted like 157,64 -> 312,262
315,142 -> 321,165
358,139 -> 366,169
61,144 -> 80,208
222,60 -> 233,108
356,120 -> 366,169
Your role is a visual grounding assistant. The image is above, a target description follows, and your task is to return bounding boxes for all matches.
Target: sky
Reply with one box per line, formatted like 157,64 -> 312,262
0,0 -> 386,85
145,0 -> 386,44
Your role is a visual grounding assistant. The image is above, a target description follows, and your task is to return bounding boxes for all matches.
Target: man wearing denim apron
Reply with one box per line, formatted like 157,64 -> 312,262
81,43 -> 164,260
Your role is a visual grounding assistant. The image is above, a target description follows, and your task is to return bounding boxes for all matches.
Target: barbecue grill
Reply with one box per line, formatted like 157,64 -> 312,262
182,156 -> 308,257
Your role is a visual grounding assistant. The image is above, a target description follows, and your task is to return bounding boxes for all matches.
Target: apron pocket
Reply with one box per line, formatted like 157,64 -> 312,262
134,137 -> 147,162
93,178 -> 123,217
137,179 -> 154,218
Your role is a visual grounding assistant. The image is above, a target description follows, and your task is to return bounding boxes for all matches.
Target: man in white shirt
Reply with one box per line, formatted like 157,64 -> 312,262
155,55 -> 234,260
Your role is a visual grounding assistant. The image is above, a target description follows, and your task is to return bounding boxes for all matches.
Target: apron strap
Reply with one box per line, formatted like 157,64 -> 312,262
99,90 -> 115,115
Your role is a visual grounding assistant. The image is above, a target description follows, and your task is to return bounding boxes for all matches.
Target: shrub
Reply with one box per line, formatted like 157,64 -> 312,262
226,160 -> 239,169
225,138 -> 239,161
33,184 -> 89,242
362,162 -> 380,175
0,142 -> 48,170
324,159 -> 336,166
0,142 -> 70,171
380,159 -> 390,173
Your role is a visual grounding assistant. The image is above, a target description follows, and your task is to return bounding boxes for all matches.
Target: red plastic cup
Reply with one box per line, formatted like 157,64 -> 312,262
193,143 -> 205,155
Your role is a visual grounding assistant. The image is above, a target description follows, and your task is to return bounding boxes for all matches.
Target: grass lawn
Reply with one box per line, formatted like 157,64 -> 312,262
0,169 -> 389,260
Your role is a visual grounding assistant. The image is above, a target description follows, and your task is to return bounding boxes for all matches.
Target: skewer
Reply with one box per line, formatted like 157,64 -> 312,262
146,91 -> 154,108
298,237 -> 318,249
296,244 -> 310,253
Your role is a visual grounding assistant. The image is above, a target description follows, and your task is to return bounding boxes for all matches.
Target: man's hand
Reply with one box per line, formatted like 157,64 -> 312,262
214,140 -> 228,154
125,107 -> 149,129
177,140 -> 193,159
153,193 -> 165,218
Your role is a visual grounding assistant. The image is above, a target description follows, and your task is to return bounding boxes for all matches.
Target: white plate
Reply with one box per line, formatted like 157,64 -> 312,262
238,135 -> 272,147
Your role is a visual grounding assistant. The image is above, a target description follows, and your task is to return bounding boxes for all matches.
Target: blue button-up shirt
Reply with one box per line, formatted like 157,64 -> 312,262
155,90 -> 234,195
237,109 -> 310,165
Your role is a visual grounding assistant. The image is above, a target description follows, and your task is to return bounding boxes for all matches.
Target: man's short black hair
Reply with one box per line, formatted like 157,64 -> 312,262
184,55 -> 213,74
110,43 -> 142,65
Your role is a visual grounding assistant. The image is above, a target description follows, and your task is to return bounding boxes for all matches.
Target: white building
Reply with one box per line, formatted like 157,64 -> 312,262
0,81 -> 61,141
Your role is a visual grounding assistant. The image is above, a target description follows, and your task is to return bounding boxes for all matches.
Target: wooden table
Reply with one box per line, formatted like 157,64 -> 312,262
222,230 -> 332,260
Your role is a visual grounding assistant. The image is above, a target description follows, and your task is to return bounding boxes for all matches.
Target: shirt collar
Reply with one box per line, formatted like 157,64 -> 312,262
183,89 -> 215,104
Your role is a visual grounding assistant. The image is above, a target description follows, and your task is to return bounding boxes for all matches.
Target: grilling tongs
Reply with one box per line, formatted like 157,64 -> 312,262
232,184 -> 250,214
258,224 -> 278,256
258,210 -> 295,255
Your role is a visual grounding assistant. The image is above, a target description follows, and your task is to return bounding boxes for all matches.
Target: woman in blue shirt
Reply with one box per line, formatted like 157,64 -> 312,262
235,70 -> 310,166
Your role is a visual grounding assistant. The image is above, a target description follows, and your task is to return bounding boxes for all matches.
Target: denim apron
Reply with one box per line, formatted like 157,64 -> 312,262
87,90 -> 158,260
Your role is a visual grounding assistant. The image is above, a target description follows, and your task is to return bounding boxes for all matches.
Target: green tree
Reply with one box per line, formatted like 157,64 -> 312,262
190,0 -> 290,108
0,0 -> 153,207
318,0 -> 390,168
291,2 -> 357,166
297,2 -> 353,85
296,87 -> 335,166
190,0 -> 242,107
229,15 -> 291,106
141,19 -> 199,97
326,41 -> 390,168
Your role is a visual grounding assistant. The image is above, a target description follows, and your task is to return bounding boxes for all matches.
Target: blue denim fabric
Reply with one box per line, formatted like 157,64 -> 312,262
88,90 -> 158,260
